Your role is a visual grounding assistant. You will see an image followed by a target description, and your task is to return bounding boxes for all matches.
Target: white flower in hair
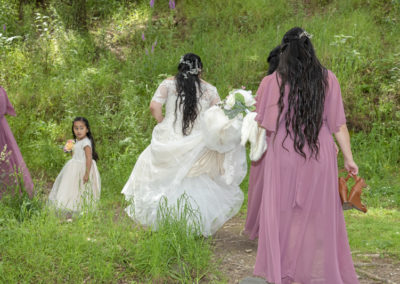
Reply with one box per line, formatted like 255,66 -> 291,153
299,31 -> 313,39
179,56 -> 201,77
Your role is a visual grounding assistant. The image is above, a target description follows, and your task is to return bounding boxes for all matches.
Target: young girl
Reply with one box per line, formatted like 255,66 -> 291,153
48,117 -> 101,211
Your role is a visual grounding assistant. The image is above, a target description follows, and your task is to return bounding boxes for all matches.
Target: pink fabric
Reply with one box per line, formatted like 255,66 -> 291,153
244,154 -> 266,240
245,74 -> 280,239
0,87 -> 34,198
247,71 -> 358,283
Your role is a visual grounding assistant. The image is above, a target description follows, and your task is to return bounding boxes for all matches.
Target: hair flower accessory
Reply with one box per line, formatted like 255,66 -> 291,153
179,56 -> 202,79
299,31 -> 313,39
63,139 -> 75,153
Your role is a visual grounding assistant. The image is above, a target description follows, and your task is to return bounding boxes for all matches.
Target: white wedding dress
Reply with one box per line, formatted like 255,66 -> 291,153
121,78 -> 247,236
49,138 -> 101,212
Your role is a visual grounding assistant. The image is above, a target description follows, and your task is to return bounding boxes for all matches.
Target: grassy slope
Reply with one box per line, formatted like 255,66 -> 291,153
0,0 -> 399,282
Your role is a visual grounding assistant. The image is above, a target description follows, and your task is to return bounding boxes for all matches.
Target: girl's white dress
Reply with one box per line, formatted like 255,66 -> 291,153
121,79 -> 247,236
49,137 -> 101,211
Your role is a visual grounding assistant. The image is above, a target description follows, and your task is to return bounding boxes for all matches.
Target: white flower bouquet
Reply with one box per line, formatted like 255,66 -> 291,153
220,89 -> 256,119
202,87 -> 266,161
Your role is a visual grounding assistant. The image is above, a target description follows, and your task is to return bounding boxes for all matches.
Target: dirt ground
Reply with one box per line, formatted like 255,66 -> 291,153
212,216 -> 400,284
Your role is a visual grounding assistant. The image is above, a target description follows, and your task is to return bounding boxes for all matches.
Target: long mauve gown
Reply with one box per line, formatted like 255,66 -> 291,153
245,153 -> 266,239
248,71 -> 359,284
0,87 -> 34,198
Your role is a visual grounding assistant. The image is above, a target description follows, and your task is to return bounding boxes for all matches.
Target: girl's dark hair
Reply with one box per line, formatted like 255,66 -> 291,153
175,53 -> 203,135
276,27 -> 328,159
267,45 -> 281,75
72,117 -> 99,161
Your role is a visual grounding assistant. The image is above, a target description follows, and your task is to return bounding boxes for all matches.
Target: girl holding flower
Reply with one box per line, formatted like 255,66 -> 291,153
48,117 -> 101,212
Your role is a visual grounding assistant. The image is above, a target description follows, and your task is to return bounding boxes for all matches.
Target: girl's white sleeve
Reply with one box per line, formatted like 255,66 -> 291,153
82,138 -> 92,149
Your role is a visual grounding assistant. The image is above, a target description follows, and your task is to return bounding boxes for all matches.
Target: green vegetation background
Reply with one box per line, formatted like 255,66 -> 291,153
0,0 -> 399,282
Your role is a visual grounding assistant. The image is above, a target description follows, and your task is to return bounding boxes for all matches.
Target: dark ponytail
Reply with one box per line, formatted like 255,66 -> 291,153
174,53 -> 203,135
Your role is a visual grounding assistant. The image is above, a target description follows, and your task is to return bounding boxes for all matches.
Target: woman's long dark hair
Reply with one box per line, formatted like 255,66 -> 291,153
175,53 -> 203,135
267,45 -> 281,75
72,117 -> 99,161
276,27 -> 328,159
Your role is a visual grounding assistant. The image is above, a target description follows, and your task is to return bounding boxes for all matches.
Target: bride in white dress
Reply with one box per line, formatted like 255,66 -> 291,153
121,53 -> 246,236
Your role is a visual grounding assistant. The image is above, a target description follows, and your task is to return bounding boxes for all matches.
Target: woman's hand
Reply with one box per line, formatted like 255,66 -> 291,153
344,158 -> 358,176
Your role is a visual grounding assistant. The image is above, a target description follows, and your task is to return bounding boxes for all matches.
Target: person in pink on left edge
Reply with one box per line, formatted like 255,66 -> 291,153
0,86 -> 34,198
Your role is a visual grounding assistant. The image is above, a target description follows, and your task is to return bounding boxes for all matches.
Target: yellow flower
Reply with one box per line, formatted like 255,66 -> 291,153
63,139 -> 75,153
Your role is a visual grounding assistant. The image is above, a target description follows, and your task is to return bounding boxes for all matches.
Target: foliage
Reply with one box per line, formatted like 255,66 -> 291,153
0,181 -> 42,223
0,195 -> 215,282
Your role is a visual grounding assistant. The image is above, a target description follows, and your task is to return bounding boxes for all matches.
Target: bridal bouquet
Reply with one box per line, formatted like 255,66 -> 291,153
63,139 -> 75,153
219,88 -> 267,161
220,89 -> 256,119
203,88 -> 266,162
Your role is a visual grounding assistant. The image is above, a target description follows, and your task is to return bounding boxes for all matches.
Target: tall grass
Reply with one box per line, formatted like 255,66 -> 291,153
0,195 -> 215,283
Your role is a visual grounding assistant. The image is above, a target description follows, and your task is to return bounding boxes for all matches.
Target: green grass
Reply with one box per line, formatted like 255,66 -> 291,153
0,0 -> 399,281
345,209 -> 400,260
0,191 -> 215,283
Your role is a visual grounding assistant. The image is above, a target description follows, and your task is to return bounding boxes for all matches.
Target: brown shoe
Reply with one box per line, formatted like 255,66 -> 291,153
348,176 -> 368,213
339,174 -> 352,210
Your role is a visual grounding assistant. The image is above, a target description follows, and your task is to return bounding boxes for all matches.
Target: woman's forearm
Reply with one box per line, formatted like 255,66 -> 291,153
149,101 -> 164,123
334,124 -> 353,162
334,124 -> 358,175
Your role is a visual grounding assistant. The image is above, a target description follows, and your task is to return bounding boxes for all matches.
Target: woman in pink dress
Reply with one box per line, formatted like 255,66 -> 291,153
249,27 -> 359,284
0,86 -> 34,198
245,45 -> 280,239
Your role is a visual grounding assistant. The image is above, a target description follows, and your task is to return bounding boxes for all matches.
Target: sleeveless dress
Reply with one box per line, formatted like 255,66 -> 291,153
0,86 -> 34,198
48,137 -> 101,211
121,79 -> 247,237
249,71 -> 359,284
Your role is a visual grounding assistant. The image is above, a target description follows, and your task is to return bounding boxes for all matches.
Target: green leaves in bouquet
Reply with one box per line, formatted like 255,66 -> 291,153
235,93 -> 245,105
223,101 -> 248,119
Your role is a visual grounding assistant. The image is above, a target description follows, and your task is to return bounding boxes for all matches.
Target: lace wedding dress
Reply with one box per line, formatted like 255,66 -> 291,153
122,78 -> 246,236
